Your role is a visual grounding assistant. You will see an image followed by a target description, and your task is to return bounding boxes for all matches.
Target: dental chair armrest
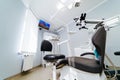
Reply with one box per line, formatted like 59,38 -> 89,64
80,52 -> 95,56
114,51 -> 120,56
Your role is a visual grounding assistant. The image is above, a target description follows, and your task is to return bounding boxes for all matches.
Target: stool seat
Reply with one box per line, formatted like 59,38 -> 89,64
44,54 -> 65,62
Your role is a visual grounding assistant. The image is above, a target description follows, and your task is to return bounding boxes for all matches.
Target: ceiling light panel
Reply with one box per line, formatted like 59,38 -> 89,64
74,0 -> 81,2
60,0 -> 68,3
57,3 -> 64,10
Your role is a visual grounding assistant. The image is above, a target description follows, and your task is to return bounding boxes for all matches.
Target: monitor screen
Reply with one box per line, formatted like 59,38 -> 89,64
38,20 -> 50,30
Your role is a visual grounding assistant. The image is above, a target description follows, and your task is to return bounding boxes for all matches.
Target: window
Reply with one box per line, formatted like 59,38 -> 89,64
19,9 -> 38,54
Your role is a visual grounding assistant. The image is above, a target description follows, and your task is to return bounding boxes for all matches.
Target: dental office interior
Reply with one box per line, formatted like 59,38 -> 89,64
0,0 -> 120,80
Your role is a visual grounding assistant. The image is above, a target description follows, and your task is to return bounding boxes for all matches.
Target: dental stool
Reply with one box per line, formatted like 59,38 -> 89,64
41,40 -> 65,80
41,40 -> 53,67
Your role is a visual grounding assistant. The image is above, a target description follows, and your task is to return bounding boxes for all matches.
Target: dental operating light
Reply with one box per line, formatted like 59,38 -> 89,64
104,15 -> 120,26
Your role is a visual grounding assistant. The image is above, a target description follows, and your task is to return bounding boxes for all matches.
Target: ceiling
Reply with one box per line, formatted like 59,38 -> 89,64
22,0 -> 108,31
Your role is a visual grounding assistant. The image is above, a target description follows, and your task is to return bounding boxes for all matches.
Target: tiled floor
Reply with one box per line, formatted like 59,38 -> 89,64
6,66 -> 55,80
5,65 -> 120,80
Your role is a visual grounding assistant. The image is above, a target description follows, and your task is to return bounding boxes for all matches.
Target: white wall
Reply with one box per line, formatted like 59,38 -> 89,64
68,22 -> 90,55
105,25 -> 120,66
0,0 -> 26,79
33,30 -> 43,67
0,0 -> 42,79
58,22 -> 90,57
58,27 -> 71,57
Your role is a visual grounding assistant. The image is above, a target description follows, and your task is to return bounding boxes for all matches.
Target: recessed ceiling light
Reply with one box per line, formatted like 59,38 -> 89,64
57,3 -> 64,10
74,0 -> 81,2
68,3 -> 73,9
60,0 -> 68,3
58,0 -> 81,10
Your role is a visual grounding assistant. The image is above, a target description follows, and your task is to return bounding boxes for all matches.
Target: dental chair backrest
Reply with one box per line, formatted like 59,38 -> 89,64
92,26 -> 106,71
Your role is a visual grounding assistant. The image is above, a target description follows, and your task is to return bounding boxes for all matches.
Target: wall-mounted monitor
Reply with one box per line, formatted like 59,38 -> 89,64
38,20 -> 50,30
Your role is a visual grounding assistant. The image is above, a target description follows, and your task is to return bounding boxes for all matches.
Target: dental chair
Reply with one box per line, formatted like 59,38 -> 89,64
59,26 -> 107,80
41,40 -> 65,80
